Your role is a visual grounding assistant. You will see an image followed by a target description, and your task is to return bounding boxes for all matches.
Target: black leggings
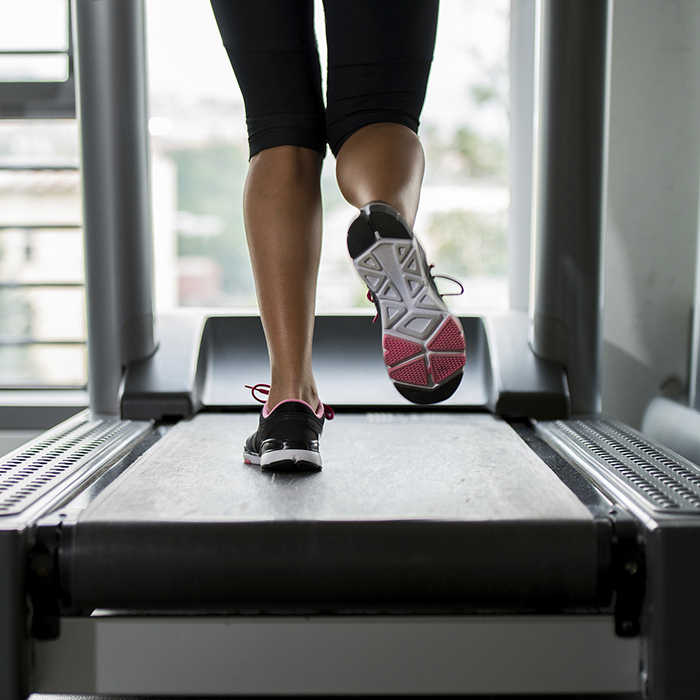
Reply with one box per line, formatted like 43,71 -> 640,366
209,0 -> 439,159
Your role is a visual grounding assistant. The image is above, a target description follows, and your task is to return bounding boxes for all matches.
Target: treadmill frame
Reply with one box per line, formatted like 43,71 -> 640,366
33,614 -> 640,696
0,412 -> 647,699
9,0 -> 700,698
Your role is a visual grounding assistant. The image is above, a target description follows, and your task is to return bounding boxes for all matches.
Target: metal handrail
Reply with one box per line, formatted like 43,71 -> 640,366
0,338 -> 86,346
0,226 -> 81,231
0,384 -> 86,391
0,282 -> 83,288
0,166 -> 79,171
0,50 -> 70,56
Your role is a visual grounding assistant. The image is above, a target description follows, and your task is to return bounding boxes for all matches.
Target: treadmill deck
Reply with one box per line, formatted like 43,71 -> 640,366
82,412 -> 591,523
61,413 -> 601,612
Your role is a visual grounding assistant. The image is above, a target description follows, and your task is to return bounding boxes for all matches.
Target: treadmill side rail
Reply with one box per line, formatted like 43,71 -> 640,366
0,412 -> 153,700
538,417 -> 700,700
537,418 -> 700,520
0,411 -> 153,521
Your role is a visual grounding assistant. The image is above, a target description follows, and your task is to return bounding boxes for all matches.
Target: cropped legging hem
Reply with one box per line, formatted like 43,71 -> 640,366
210,0 -> 439,160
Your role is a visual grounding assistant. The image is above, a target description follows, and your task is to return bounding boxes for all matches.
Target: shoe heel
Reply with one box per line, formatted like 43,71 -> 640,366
368,209 -> 412,241
347,213 -> 377,259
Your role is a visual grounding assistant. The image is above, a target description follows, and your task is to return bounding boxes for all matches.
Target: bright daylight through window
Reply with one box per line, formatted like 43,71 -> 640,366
0,0 -> 510,388
147,0 -> 510,312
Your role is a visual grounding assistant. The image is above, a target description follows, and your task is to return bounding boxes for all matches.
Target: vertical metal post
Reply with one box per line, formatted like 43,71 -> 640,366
71,0 -> 156,416
531,0 -> 612,416
508,0 -> 537,312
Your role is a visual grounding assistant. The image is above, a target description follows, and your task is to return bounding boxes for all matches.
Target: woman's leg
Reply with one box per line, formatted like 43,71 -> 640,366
335,122 -> 425,226
323,0 -> 438,222
210,0 -> 326,411
244,145 -> 323,410
325,1 -> 465,405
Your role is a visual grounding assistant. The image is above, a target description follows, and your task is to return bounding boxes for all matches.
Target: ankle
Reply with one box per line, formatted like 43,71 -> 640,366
266,382 -> 319,413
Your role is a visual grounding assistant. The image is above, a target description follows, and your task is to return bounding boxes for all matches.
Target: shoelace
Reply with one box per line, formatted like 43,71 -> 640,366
430,265 -> 465,296
245,383 -> 334,420
365,264 -> 464,323
246,383 -> 271,404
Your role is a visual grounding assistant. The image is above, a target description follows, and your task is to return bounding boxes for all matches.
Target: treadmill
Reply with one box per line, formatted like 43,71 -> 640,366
2,1 -> 700,698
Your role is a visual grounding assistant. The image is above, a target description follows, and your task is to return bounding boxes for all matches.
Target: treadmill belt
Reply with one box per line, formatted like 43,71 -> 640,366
63,413 -> 601,612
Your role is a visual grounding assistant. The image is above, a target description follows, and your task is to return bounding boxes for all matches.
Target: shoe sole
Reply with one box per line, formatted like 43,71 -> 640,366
348,202 -> 466,405
244,448 -> 322,473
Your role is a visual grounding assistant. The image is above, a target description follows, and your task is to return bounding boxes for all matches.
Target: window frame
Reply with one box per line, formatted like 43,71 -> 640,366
0,1 -> 76,119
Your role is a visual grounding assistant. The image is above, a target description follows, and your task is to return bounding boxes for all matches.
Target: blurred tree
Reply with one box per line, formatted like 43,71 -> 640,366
453,126 -> 507,180
171,144 -> 255,302
428,209 -> 506,278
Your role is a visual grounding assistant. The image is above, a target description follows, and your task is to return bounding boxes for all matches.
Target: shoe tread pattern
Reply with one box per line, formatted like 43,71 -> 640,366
348,203 -> 466,404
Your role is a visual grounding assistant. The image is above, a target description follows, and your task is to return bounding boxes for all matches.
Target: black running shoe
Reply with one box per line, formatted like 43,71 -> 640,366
243,384 -> 333,472
347,202 -> 466,405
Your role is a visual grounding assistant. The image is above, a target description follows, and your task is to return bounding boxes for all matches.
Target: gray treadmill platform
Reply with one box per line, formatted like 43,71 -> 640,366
62,413 -> 601,612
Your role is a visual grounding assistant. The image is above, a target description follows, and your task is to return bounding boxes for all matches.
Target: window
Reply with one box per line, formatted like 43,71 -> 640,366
0,0 -> 83,389
0,128 -> 84,388
145,0 -> 510,314
0,0 -> 512,389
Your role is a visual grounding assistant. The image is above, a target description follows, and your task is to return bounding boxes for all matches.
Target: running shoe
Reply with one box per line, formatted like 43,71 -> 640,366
243,384 -> 334,472
347,201 -> 466,404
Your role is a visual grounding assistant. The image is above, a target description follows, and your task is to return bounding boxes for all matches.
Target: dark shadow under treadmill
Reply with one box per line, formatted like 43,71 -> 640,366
57,413 -> 602,613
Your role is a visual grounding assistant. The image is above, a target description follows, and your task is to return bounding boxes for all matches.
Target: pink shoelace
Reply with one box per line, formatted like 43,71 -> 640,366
245,383 -> 334,420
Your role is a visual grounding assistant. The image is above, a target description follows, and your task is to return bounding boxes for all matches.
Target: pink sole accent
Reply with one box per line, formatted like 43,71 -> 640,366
389,357 -> 429,386
430,354 -> 466,383
384,335 -> 423,366
427,317 -> 466,352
